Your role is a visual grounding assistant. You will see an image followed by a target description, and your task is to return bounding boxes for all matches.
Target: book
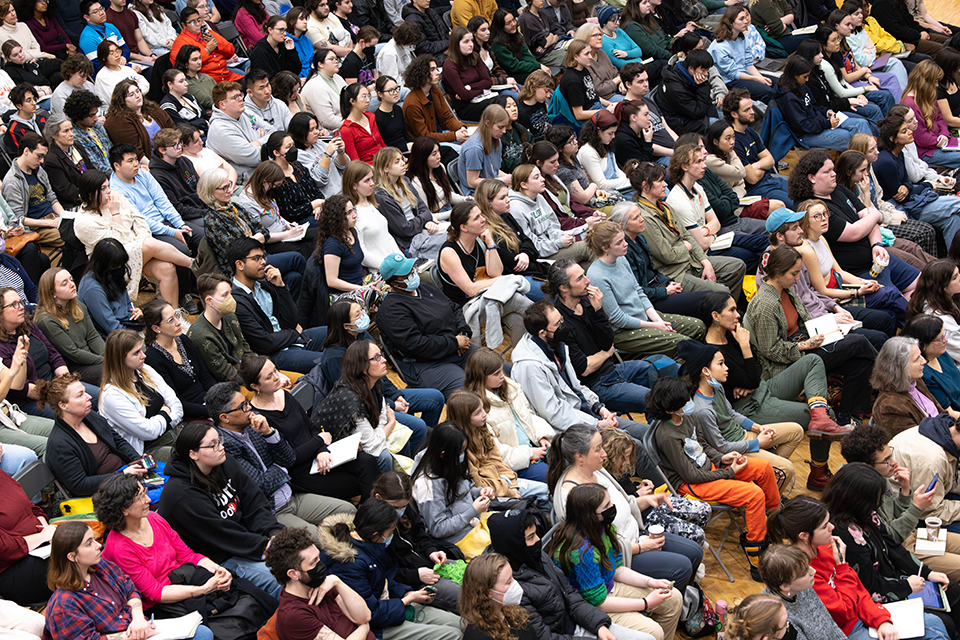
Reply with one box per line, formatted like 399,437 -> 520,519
490,84 -> 514,91
709,232 -> 735,252
915,528 -> 947,556
310,433 -> 362,474
868,597 -> 924,638
803,315 -> 861,346
945,138 -> 960,150
792,24 -> 817,35
739,195 -> 762,206
150,612 -> 204,640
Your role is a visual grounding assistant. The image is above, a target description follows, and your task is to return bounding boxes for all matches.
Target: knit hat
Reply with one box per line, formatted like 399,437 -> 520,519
596,5 -> 619,27
676,340 -> 719,379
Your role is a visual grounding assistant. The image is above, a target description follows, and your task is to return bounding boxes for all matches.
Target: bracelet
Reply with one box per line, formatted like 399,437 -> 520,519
323,151 -> 335,159
641,597 -> 648,611
485,245 -> 497,251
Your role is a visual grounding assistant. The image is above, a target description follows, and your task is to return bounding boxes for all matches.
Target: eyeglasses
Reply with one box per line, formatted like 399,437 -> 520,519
87,5 -> 105,14
164,142 -> 184,150
215,181 -> 235,191
197,439 -> 225,450
245,253 -> 267,263
369,354 -> 386,362
810,212 -> 828,221
226,93 -> 244,103
381,86 -> 400,95
224,400 -> 251,414
162,310 -> 185,326
2,299 -> 24,310
935,334 -> 949,344
875,447 -> 896,467
185,18 -> 201,25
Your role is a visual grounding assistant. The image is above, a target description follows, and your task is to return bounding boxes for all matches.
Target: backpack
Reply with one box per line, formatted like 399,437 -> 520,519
682,582 -> 720,637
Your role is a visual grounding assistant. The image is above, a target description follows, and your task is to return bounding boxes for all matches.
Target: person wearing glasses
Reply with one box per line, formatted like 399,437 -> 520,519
207,380 -> 356,531
39,372 -> 146,497
99,328 -> 183,462
170,7 -> 242,86
77,0 -> 129,71
143,298 -> 217,421
248,16 -> 302,80
158,421 -> 286,599
207,81 -> 275,182
724,592 -> 799,640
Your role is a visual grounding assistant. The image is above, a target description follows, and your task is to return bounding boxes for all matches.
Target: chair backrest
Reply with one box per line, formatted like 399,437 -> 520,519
216,20 -> 249,56
290,377 -> 317,414
13,460 -> 56,502
445,157 -> 458,190
165,8 -> 181,31
147,52 -> 173,104
256,613 -> 279,640
378,333 -> 409,385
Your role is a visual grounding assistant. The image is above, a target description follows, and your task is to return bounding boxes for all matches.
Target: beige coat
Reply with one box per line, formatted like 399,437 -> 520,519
483,378 -> 556,471
891,425 -> 960,525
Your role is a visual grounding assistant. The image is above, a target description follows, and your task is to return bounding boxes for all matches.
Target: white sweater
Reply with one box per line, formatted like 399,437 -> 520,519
0,22 -> 46,61
302,73 -> 347,131
134,10 -> 178,53
577,144 -> 630,192
354,203 -> 401,270
99,365 -> 183,455
482,378 -> 555,471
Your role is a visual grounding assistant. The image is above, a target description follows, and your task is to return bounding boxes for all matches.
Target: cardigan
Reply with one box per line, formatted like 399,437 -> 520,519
187,312 -> 252,384
576,144 -> 630,192
902,96 -> 954,159
402,86 -> 465,145
339,112 -> 386,164
0,469 -> 47,574
101,511 -> 206,610
34,302 -> 104,369
45,412 -> 140,497
302,73 -> 348,131
872,379 -> 943,438
235,6 -> 267,49
103,108 -> 175,161
99,364 -> 184,455
43,142 -> 92,209
374,180 -> 433,251
144,335 -> 217,420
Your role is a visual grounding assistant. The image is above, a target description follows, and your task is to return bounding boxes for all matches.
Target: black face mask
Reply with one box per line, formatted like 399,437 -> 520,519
300,562 -> 327,588
527,539 -> 543,560
600,505 -> 617,525
285,147 -> 299,163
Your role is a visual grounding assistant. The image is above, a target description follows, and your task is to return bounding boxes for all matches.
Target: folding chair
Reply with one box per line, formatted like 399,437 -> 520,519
216,21 -> 249,56
13,459 -> 55,502
290,379 -> 315,414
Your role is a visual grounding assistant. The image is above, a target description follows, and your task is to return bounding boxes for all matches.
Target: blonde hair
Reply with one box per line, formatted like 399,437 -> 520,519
904,60 -> 944,131
474,179 -> 519,253
518,70 -> 555,102
585,220 -> 623,258
726,594 -> 785,640
847,132 -> 874,156
599,426 -> 636,478
478,104 -> 509,155
342,160 -> 375,204
796,198 -> 828,237
563,39 -> 590,68
34,268 -> 84,330
372,147 -> 418,208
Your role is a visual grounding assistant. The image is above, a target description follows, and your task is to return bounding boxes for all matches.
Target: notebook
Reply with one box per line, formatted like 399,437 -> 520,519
310,433 -> 362,474
804,315 -> 861,346
868,598 -> 924,638
150,612 -> 203,640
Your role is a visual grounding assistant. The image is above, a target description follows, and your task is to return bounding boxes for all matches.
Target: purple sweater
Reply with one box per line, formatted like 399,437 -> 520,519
756,261 -> 834,318
0,326 -> 67,408
26,17 -> 71,54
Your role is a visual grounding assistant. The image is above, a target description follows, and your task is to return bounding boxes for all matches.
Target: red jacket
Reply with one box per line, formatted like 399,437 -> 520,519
811,544 -> 893,634
340,112 -> 386,164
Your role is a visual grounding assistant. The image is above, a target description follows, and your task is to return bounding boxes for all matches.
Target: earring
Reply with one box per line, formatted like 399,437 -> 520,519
785,590 -> 791,597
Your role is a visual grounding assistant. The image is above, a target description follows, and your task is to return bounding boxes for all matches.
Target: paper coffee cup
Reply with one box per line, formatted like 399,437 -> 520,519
648,524 -> 665,539
869,253 -> 889,278
926,517 -> 942,542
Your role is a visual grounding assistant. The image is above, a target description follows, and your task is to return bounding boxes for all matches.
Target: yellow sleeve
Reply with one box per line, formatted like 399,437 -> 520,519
865,16 -> 905,52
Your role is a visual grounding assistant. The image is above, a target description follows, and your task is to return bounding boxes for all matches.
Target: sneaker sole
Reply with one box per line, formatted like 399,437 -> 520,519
807,429 -> 854,440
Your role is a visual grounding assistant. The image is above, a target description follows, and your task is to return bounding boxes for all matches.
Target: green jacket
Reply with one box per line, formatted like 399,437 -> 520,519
491,41 -> 541,76
699,168 -> 740,229
881,484 -> 925,545
749,0 -> 791,38
743,281 -> 811,379
636,197 -> 707,281
34,302 -> 104,368
622,21 -> 671,60
187,312 -> 252,384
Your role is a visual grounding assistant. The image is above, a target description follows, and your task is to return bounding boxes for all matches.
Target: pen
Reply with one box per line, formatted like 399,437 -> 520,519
149,614 -> 155,627
917,562 -> 924,577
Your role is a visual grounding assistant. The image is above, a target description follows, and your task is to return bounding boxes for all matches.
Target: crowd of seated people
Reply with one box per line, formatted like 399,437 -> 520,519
2,0 -> 960,637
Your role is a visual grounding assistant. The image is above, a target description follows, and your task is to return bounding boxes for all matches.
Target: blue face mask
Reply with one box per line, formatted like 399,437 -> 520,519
350,311 -> 370,333
707,375 -> 724,391
383,534 -> 393,546
458,452 -> 465,464
396,506 -> 406,517
404,271 -> 421,291
678,399 -> 696,416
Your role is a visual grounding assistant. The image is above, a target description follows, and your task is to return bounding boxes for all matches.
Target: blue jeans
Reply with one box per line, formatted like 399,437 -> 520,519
265,251 -> 306,301
399,387 -> 444,428
272,326 -> 327,373
0,443 -> 36,476
221,557 -> 281,599
193,625 -> 214,640
747,173 -> 793,208
847,614 -> 949,640
524,276 -> 547,302
865,88 -> 895,114
800,118 -> 872,150
630,531 -> 703,592
377,449 -> 393,473
928,148 -> 960,169
595,360 -> 656,414
728,78 -> 776,103
909,194 -> 960,249
516,460 -> 549,482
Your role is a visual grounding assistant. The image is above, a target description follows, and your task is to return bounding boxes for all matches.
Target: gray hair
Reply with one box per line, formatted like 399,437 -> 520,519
43,114 -> 71,144
870,336 -> 920,393
608,201 -> 638,227
196,166 -> 229,206
557,424 -> 598,464
204,381 -> 243,424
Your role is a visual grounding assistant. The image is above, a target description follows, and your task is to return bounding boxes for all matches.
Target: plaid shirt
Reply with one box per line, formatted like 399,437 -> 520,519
43,559 -> 139,640
743,280 -> 812,380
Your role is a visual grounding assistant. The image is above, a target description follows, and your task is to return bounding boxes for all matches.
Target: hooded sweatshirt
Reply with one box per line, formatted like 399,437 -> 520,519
206,107 -> 275,181
147,155 -> 207,222
157,455 -> 284,564
507,189 -> 564,256
891,418 -> 960,525
487,507 -> 611,640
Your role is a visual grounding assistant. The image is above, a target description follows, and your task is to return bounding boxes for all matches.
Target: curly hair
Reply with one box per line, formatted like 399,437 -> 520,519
106,78 -> 164,125
272,70 -> 301,104
264,525 -> 316,584
403,54 -> 436,90
600,426 -> 637,479
839,423 -> 890,465
60,54 -> 93,82
63,88 -> 102,124
34,372 -> 82,419
316,194 -> 354,254
906,259 -> 960,323
459,553 -> 530,640
577,109 -> 618,159
787,148 -> 832,202
92,474 -> 144,533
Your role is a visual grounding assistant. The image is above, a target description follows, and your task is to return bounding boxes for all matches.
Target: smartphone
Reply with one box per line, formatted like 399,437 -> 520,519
840,283 -> 862,290
927,473 -> 940,493
137,454 -> 157,471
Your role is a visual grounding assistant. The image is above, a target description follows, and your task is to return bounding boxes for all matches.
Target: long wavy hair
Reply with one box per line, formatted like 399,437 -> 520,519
548,483 -> 616,572
407,136 -> 453,214
102,329 -> 161,407
713,5 -> 748,41
446,390 -> 500,470
459,553 -> 530,640
906,259 -> 960,323
339,339 -> 383,424
106,78 -> 165,124
35,268 -> 84,329
491,9 -> 523,56
904,59 -> 944,131
316,194 -> 355,253
474,179 -> 520,253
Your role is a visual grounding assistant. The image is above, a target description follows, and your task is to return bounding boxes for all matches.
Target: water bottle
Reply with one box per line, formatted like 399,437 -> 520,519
715,599 -> 727,640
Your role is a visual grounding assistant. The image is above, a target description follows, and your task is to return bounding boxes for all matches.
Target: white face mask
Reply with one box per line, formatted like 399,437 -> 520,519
490,580 -> 523,606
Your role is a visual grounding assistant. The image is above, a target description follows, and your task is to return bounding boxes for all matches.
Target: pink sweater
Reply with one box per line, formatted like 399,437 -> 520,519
101,511 -> 206,609
235,7 -> 267,50
902,95 -> 957,158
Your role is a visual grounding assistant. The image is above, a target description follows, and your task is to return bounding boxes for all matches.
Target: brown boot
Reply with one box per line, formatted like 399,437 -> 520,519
806,461 -> 833,492
806,400 -> 854,440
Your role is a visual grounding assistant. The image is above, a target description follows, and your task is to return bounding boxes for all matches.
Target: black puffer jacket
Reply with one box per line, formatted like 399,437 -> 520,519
656,62 -> 712,135
387,501 -> 465,588
402,3 -> 450,57
353,0 -> 395,39
487,508 -> 612,640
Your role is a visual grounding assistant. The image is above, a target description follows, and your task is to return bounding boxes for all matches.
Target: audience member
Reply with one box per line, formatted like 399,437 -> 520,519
376,21 -> 420,91
403,0 -> 449,58
339,83 -> 386,163
33,268 -> 103,383
261,132 -> 324,226
148,128 -> 208,242
289,111 -> 347,194
131,0 -> 177,55
159,69 -> 208,134
338,25 -> 378,88
179,122 -> 237,182
5,83 -> 48,153
187,273 -> 253,383
1,133 -> 64,264
75,238 -> 140,335
206,80 -> 274,182
40,116 -> 87,210
722,89 -> 793,206
249,16 -> 301,80
0,459 -> 54,606
284,8 -> 316,78
93,41 -> 148,106
902,313 -> 960,412
233,0 -> 267,49
104,79 -> 174,163
78,0 -> 129,66
410,136 -> 468,219
104,0 -> 155,65
301,49 -> 347,130
374,75 -> 413,153
63,88 -> 111,173
50,54 -> 95,116
236,162 -> 316,260
444,27 -> 500,121
403,55 -> 468,164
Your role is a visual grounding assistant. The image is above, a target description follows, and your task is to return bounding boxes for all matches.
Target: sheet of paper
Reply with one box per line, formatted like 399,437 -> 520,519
869,597 -> 924,638
792,24 -> 817,35
28,544 -> 50,559
709,232 -> 735,252
310,433 -> 362,474
151,612 -> 203,640
804,315 -> 845,346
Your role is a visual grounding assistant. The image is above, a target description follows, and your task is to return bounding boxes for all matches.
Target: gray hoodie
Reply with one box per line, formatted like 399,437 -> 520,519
510,333 -> 600,433
206,107 -> 275,182
507,189 -> 564,256
242,95 -> 292,132
1,159 -> 57,224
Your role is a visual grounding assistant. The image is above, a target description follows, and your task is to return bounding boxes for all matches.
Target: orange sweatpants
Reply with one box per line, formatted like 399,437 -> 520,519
679,458 -> 780,541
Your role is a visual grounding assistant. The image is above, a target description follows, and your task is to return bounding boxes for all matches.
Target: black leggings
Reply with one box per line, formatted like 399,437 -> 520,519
0,555 -> 51,606
290,451 -> 381,502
